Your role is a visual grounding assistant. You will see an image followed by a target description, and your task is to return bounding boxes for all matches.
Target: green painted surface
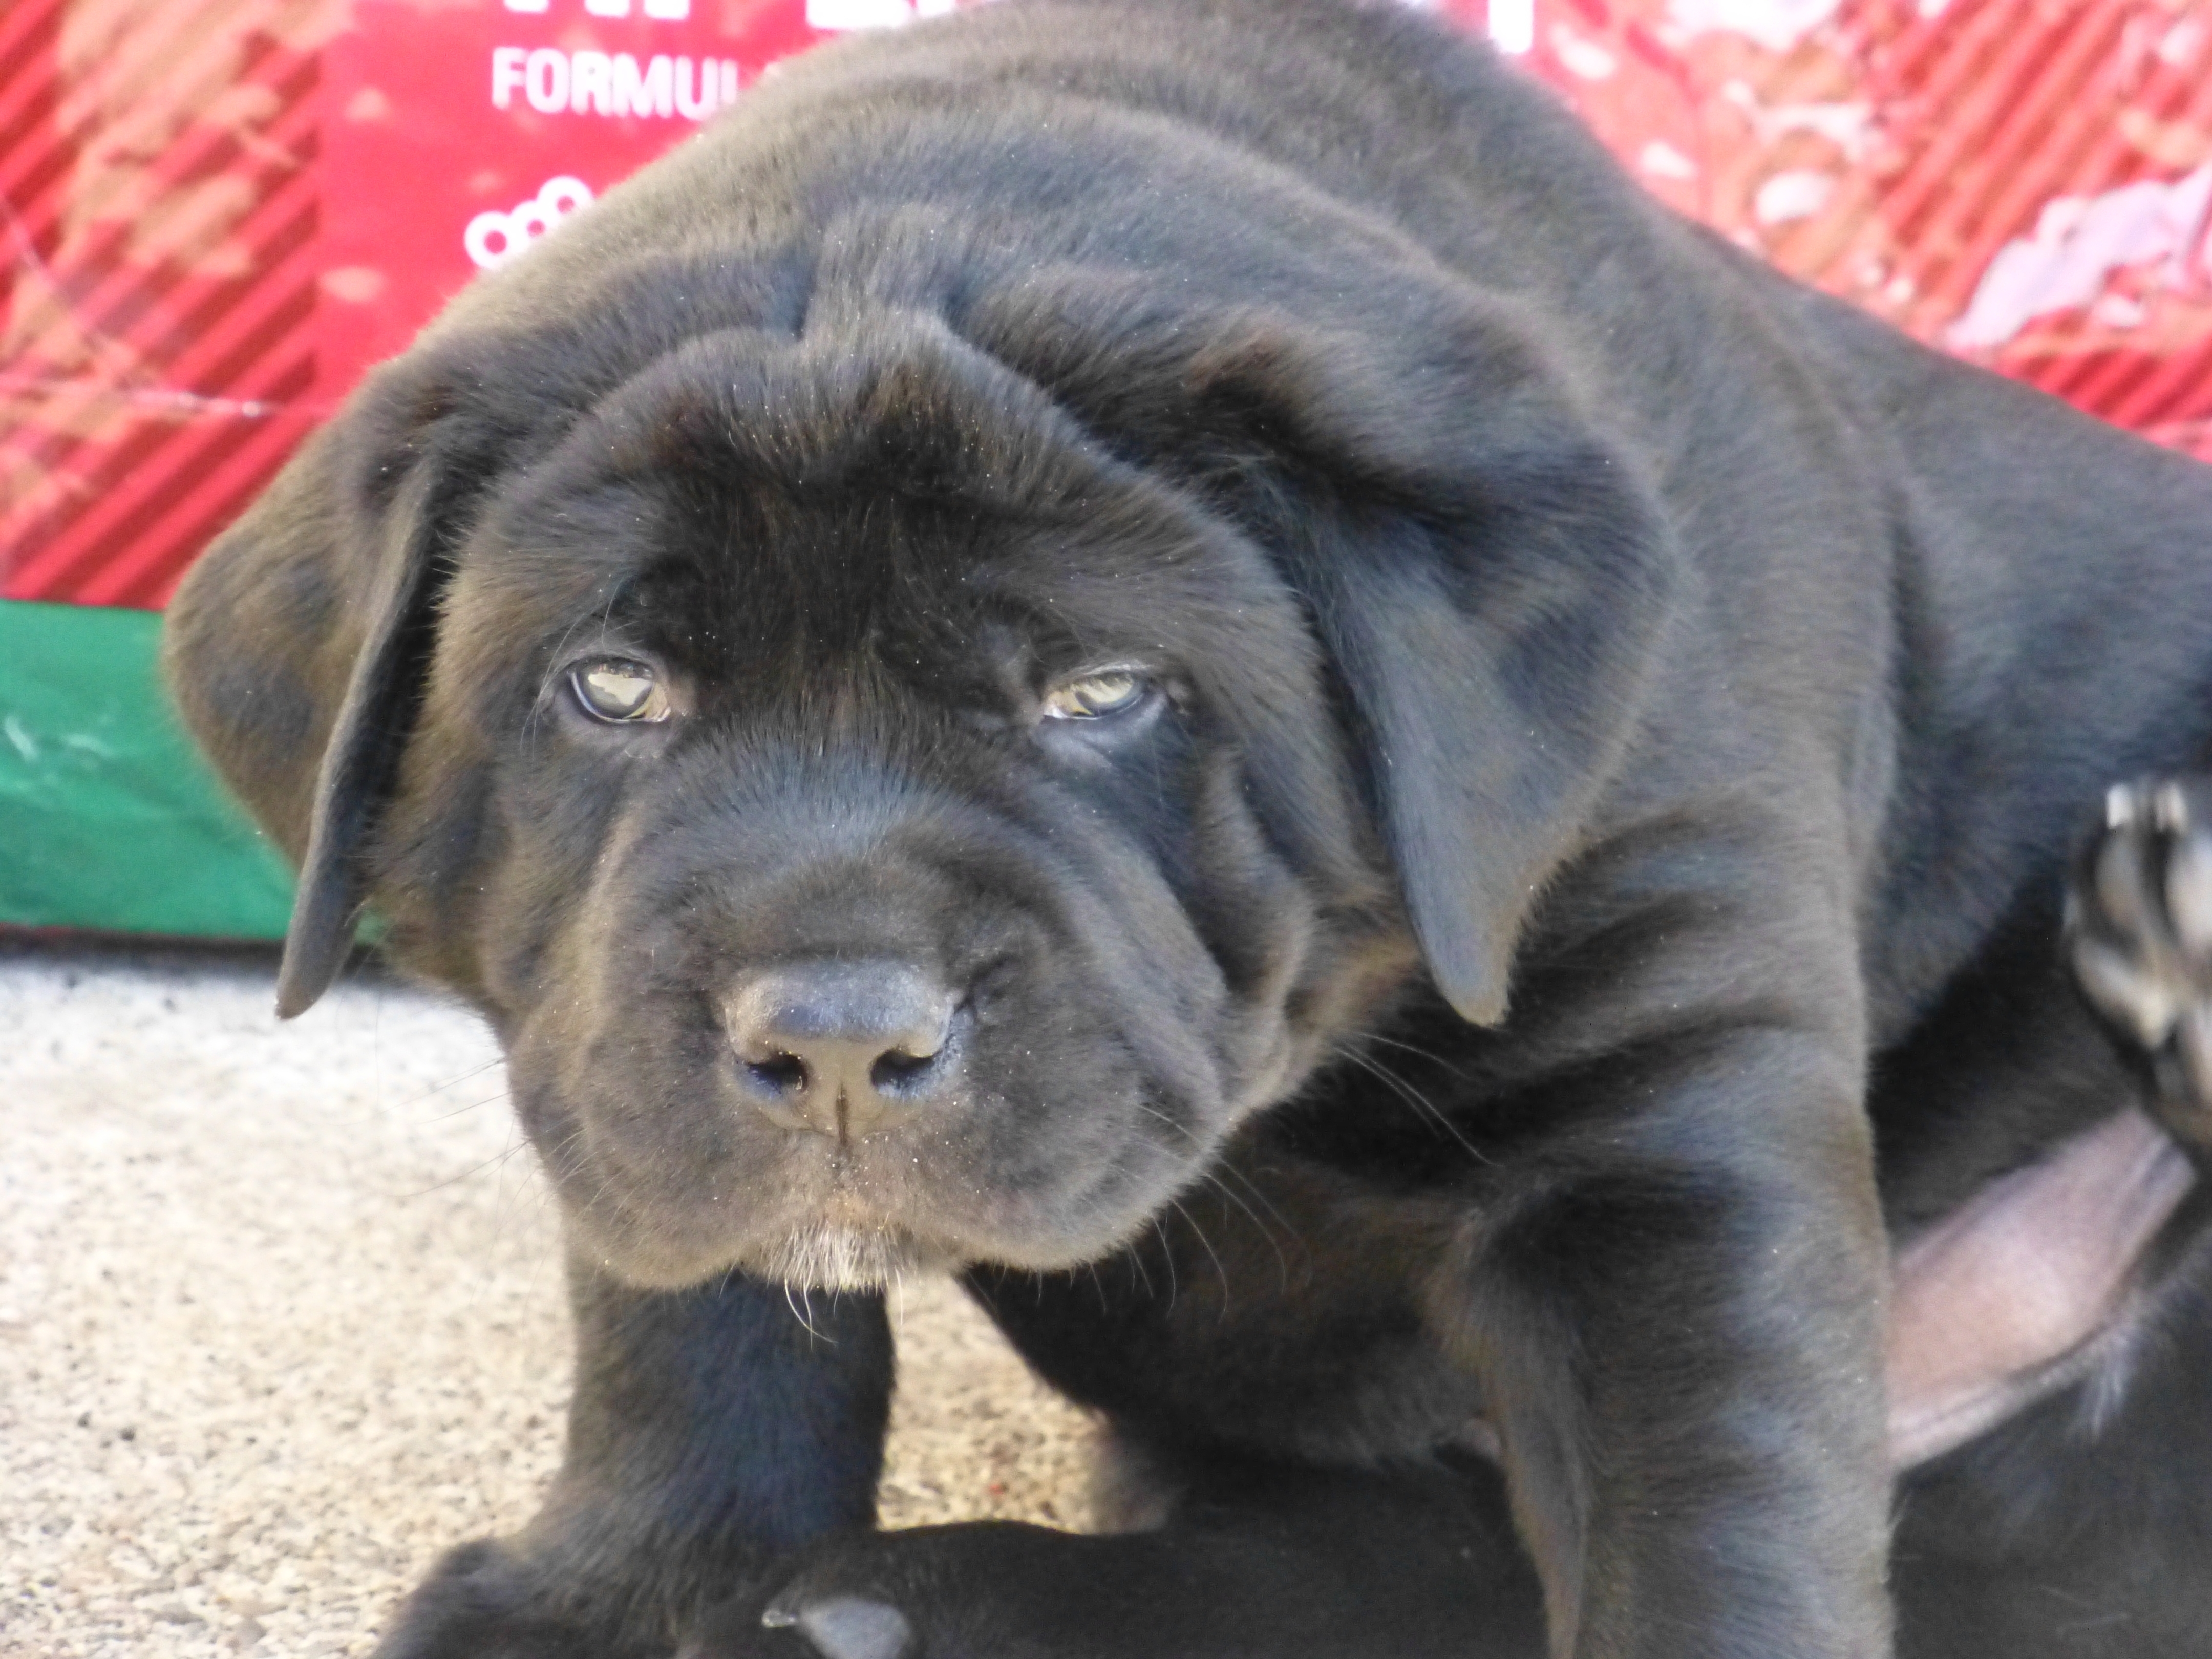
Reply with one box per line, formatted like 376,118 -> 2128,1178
0,599 -> 294,939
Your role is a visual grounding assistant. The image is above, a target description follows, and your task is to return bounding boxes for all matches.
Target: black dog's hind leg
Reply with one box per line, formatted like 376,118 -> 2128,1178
372,1252 -> 892,1659
2068,776 -> 2212,1153
685,1446 -> 1547,1659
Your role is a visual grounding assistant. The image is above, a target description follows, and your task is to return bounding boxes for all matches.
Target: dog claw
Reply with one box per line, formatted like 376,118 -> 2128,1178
2180,1005 -> 2212,1102
2093,823 -> 2154,940
2166,830 -> 2212,959
762,1597 -> 912,1659
2073,938 -> 2180,1048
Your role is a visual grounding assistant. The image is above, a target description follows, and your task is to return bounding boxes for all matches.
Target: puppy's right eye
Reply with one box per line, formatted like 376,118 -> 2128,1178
569,659 -> 670,724
1041,671 -> 1147,721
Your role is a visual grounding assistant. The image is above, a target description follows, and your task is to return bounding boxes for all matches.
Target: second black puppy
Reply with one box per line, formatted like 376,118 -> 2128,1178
164,2 -> 2212,1655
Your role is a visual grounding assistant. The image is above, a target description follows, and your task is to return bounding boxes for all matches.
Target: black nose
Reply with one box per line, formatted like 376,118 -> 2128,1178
722,961 -> 961,1140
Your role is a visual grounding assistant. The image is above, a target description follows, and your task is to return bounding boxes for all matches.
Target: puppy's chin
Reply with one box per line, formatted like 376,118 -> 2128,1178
759,1223 -> 951,1292
576,1213 -> 958,1293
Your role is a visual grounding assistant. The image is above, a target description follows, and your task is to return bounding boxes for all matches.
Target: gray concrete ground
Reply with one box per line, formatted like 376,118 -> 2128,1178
1,939 -> 1094,1657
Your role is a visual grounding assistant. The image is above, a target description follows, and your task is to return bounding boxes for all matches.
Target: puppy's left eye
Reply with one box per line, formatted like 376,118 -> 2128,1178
570,659 -> 670,724
1041,671 -> 1146,720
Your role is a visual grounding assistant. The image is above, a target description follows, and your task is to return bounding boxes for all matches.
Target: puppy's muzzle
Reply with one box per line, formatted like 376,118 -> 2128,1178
724,961 -> 964,1141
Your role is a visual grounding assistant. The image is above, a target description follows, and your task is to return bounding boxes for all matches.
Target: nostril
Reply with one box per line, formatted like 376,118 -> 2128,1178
869,1046 -> 939,1093
867,1000 -> 969,1098
745,1051 -> 808,1096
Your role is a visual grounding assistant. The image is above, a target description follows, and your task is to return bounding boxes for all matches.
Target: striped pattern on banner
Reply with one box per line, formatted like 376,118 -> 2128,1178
1,0 -> 2208,612
0,0 -> 326,610
1516,0 -> 2212,460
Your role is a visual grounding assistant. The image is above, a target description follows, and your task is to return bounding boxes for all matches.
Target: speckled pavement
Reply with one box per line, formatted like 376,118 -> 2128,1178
1,939 -> 1095,1658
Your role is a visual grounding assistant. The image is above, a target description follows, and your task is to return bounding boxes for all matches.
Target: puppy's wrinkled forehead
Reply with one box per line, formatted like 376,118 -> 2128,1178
444,314 -> 1295,710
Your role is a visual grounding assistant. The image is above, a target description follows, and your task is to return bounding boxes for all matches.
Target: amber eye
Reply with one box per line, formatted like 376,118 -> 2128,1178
569,658 -> 670,724
1040,671 -> 1146,721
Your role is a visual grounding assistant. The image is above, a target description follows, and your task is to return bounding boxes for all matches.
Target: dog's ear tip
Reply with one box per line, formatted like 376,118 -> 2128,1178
1417,919 -> 1514,1027
273,921 -> 346,1019
1440,975 -> 1511,1028
272,969 -> 324,1022
1452,991 -> 1509,1028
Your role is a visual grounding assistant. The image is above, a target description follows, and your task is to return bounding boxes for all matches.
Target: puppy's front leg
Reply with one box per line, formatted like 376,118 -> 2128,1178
1447,1027 -> 1891,1659
374,1249 -> 892,1659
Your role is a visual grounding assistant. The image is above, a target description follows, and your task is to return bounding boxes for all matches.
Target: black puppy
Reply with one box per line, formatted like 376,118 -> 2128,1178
162,2 -> 2212,1655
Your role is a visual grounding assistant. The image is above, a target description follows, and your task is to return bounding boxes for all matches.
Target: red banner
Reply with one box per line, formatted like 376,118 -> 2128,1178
3,0 -> 2207,609
1497,0 -> 2212,457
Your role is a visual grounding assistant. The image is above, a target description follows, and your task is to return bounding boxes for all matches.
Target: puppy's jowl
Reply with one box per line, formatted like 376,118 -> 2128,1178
166,2 -> 2212,1654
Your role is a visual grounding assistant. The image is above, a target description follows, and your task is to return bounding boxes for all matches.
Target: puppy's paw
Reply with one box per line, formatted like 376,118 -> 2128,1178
679,1545 -> 956,1659
678,1595 -> 898,1659
2069,778 -> 2212,1145
371,1536 -> 670,1659
676,1508 -> 1525,1659
757,1597 -> 915,1659
679,1525 -> 1084,1659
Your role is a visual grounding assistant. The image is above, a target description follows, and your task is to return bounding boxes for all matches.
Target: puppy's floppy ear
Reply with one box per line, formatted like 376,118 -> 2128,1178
971,282 -> 1679,1024
164,365 -> 479,1018
270,460 -> 449,1018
